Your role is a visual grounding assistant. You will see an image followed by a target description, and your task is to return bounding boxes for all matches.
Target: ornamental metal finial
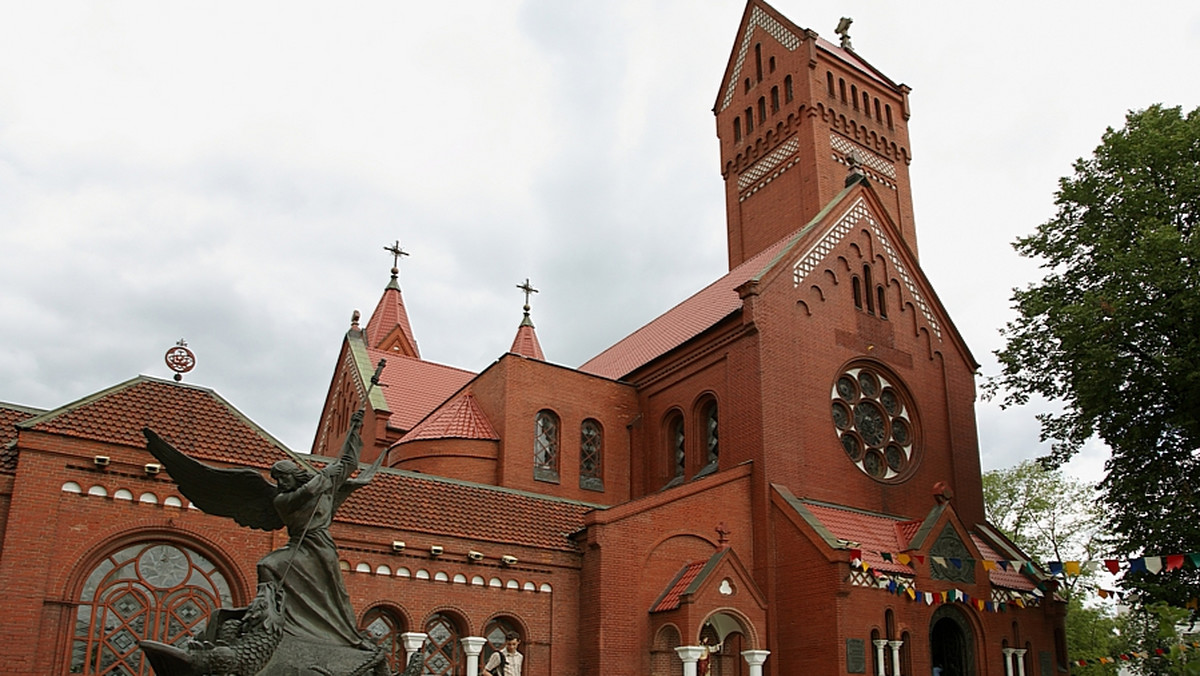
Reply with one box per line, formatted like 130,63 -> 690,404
383,240 -> 409,279
164,339 -> 196,382
835,17 -> 853,49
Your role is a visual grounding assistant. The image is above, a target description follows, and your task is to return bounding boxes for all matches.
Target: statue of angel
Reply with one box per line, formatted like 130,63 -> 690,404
139,409 -> 394,676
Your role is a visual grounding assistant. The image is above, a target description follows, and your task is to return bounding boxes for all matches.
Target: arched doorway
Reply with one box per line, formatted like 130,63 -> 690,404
930,606 -> 975,676
699,612 -> 752,676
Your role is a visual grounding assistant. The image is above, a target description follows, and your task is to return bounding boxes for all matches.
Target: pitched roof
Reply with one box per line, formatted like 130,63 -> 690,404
397,393 -> 499,444
16,376 -> 293,468
365,276 -> 419,358
650,559 -> 709,613
971,534 -> 1038,592
579,233 -> 795,380
508,315 -> 545,361
337,468 -> 599,552
0,401 -> 44,474
800,500 -> 917,575
368,350 -> 476,432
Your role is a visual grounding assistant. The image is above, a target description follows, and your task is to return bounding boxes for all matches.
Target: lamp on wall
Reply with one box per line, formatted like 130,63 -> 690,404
392,541 -> 406,552
467,550 -> 484,562
429,545 -> 444,557
501,555 -> 518,566
144,463 -> 161,475
93,455 -> 110,468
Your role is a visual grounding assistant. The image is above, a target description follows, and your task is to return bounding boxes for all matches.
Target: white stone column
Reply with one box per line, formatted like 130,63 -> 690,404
873,639 -> 889,676
401,632 -> 428,668
1014,649 -> 1027,676
888,640 -> 903,676
1001,647 -> 1016,676
462,636 -> 488,676
675,646 -> 706,676
741,649 -> 770,676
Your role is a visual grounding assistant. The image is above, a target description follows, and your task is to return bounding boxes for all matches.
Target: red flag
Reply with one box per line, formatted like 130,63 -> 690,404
1166,555 -> 1184,571
1104,559 -> 1120,574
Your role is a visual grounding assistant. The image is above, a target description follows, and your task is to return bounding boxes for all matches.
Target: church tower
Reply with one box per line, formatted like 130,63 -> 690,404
715,0 -> 917,270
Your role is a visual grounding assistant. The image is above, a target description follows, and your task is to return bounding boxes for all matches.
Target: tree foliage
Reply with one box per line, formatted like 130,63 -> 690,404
991,105 -> 1200,607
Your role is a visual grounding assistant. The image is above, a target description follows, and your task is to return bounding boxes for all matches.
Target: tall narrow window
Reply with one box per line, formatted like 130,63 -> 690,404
744,78 -> 751,93
757,97 -> 766,124
754,43 -> 763,82
877,285 -> 888,319
580,419 -> 604,491
874,98 -> 882,121
863,265 -> 875,314
697,399 -> 719,477
852,275 -> 863,310
771,87 -> 780,113
839,78 -> 847,103
362,606 -> 407,673
745,108 -> 754,133
863,92 -> 871,116
423,614 -> 463,676
69,542 -> 233,676
826,71 -> 835,96
534,410 -> 560,482
885,104 -> 893,129
851,84 -> 859,109
734,117 -> 742,143
666,412 -> 685,487
769,56 -> 776,73
785,75 -> 794,103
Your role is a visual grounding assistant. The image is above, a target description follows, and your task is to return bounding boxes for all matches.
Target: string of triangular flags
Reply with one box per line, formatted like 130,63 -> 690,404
852,549 -> 1200,578
1073,641 -> 1200,668
849,551 -> 1043,614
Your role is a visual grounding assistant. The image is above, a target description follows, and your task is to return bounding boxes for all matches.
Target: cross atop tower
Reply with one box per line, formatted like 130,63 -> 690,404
517,278 -> 538,314
384,240 -> 409,279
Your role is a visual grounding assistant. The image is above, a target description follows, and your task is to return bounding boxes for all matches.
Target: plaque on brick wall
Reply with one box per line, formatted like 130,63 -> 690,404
1039,651 -> 1053,676
846,638 -> 866,673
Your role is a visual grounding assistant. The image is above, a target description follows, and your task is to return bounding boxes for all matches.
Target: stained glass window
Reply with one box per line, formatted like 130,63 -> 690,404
422,614 -> 462,676
831,365 -> 918,482
533,410 -> 559,483
69,541 -> 232,675
361,606 -> 407,673
580,419 -> 603,491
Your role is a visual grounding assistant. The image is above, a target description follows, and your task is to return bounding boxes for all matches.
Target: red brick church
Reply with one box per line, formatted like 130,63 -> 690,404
0,2 -> 1066,675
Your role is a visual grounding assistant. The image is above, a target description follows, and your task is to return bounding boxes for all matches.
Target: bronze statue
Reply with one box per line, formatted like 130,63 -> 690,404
138,408 -> 412,676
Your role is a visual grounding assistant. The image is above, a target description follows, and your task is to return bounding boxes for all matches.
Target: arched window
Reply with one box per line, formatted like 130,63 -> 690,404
769,56 -> 776,73
754,43 -> 763,82
534,410 -> 560,482
484,617 -> 525,672
851,84 -> 859,110
743,77 -> 751,93
874,98 -> 882,121
863,265 -> 875,314
852,275 -> 863,310
757,97 -> 766,124
771,86 -> 780,113
826,71 -> 835,96
885,104 -> 893,129
666,412 -> 685,487
877,285 -> 888,319
69,541 -> 233,675
697,399 -> 719,477
785,75 -> 794,103
423,613 -> 463,676
362,606 -> 407,673
733,117 -> 742,143
839,78 -> 847,102
745,108 -> 754,133
580,419 -> 604,491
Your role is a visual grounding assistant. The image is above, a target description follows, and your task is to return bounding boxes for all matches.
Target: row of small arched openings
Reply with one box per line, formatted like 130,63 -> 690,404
62,481 -> 191,507
827,70 -> 895,130
342,561 -> 552,594
817,103 -> 906,163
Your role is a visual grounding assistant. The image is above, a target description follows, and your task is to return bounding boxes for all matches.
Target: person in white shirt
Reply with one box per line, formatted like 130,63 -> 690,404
484,633 -> 523,676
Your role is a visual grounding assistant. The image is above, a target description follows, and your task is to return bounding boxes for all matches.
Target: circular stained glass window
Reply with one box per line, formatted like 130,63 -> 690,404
831,365 -> 918,482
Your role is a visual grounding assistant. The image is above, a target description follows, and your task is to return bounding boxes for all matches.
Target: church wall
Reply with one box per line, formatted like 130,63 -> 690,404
480,355 -> 637,505
579,467 -> 755,676
769,508 -> 845,675
390,438 -> 500,484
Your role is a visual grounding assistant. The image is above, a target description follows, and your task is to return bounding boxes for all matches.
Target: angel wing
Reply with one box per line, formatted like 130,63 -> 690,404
144,428 -> 284,531
333,442 -> 387,511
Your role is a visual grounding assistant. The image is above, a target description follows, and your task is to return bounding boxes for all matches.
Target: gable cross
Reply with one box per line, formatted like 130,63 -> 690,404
384,240 -> 409,278
517,278 -> 538,313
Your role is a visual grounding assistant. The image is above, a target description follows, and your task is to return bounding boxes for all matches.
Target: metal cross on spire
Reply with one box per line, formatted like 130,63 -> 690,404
517,278 -> 538,314
384,240 -> 409,279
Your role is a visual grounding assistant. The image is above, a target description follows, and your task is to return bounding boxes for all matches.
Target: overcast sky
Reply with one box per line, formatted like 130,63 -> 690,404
2,1 -> 1198,486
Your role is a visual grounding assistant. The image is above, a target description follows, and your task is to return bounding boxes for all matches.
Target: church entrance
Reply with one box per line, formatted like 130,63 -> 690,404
700,612 -> 749,676
929,606 -> 975,676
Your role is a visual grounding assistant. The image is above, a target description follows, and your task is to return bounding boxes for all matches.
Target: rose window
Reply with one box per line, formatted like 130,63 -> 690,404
831,366 -> 917,481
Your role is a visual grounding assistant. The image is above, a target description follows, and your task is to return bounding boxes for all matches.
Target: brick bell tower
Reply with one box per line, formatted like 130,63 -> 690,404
715,0 -> 917,270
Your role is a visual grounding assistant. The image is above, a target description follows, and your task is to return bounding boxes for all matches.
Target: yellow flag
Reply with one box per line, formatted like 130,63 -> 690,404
1065,561 -> 1082,576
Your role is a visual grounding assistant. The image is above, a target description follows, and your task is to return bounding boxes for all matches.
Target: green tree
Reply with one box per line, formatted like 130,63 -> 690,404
1115,602 -> 1200,676
990,104 -> 1200,608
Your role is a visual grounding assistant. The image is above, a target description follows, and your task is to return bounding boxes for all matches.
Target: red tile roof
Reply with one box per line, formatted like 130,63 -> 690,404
802,502 -> 916,575
397,393 -> 499,443
650,560 -> 708,613
972,535 -> 1037,591
18,376 -> 292,469
895,520 -> 922,549
365,277 -> 419,358
337,468 -> 598,552
509,320 -> 545,361
368,351 -> 475,432
815,37 -> 897,90
1,402 -> 43,473
580,232 -> 799,380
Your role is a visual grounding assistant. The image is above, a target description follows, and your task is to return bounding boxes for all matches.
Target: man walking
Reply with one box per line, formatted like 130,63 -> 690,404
484,633 -> 523,676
